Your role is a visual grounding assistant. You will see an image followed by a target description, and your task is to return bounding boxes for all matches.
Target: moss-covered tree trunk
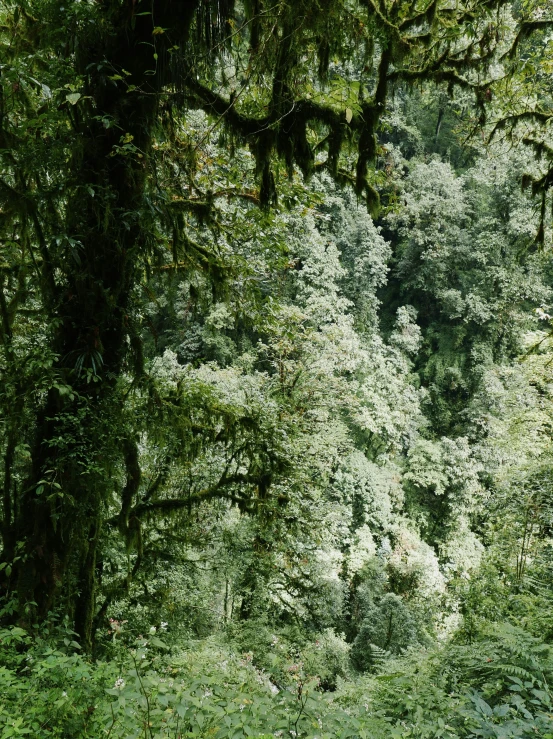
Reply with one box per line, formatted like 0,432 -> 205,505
1,0 -> 200,651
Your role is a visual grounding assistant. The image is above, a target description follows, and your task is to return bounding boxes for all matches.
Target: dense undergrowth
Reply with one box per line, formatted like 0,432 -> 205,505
5,531 -> 553,738
3,609 -> 553,738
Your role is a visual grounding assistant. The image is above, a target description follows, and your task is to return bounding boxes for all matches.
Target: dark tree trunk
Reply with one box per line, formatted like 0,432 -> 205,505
1,0 -> 201,649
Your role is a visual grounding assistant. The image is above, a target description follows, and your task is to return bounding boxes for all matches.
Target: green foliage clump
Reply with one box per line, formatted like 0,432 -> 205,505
351,593 -> 418,671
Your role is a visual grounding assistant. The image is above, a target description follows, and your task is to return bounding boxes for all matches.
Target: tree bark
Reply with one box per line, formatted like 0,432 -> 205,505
1,0 -> 201,649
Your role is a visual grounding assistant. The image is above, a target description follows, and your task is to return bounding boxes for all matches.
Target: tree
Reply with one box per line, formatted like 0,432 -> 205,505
385,152 -> 550,434
485,0 -> 553,244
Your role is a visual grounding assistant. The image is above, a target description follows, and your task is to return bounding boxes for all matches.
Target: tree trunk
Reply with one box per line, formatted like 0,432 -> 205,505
1,0 -> 201,649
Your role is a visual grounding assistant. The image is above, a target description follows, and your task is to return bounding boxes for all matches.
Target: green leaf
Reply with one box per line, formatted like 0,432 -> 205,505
150,636 -> 169,649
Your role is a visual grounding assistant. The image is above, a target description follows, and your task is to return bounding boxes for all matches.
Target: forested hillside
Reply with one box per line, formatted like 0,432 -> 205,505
2,0 -> 553,737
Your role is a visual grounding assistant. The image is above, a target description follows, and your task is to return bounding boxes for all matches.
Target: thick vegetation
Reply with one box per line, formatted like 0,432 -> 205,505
2,0 -> 553,737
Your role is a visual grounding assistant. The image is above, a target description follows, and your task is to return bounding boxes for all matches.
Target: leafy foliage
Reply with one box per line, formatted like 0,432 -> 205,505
2,0 -> 553,736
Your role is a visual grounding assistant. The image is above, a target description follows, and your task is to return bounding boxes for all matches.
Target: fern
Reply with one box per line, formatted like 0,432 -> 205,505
493,663 -> 535,682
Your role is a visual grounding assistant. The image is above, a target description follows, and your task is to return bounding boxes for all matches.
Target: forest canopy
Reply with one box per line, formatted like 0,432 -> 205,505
3,0 -> 553,737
